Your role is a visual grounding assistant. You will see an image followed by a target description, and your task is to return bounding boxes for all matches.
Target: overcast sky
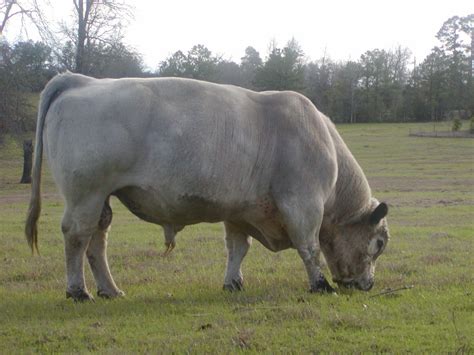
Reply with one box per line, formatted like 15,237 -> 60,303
4,0 -> 473,70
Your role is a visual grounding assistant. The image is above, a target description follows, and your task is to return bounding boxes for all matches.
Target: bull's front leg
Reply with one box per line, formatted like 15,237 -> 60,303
279,199 -> 335,293
223,222 -> 251,291
296,242 -> 335,293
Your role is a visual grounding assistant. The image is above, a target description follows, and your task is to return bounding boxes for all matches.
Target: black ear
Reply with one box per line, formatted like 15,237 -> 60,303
369,202 -> 388,225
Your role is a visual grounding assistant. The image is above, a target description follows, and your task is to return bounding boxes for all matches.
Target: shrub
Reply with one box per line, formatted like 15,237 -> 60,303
452,118 -> 462,132
470,117 -> 474,134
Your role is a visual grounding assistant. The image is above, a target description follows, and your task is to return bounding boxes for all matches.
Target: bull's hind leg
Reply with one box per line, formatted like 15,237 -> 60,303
61,196 -> 105,302
86,198 -> 124,299
223,222 -> 251,291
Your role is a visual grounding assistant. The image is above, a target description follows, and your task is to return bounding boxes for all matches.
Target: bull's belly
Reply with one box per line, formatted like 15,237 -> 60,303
113,186 -> 229,225
113,186 -> 292,251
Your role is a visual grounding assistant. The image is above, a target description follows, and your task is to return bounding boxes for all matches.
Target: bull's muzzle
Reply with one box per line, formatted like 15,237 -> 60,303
334,278 -> 374,291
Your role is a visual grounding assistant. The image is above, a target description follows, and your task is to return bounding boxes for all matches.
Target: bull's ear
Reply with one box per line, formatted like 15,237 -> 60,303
369,202 -> 388,225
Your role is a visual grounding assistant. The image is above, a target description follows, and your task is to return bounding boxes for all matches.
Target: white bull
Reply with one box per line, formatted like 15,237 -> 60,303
26,72 -> 390,301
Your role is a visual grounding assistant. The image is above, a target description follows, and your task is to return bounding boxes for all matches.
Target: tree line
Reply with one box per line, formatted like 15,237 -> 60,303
0,1 -> 472,134
158,15 -> 473,124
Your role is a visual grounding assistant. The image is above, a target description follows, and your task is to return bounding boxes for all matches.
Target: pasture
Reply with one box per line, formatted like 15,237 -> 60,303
0,122 -> 472,352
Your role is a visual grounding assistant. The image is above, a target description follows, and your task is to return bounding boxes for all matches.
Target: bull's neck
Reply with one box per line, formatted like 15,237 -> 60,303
324,122 -> 372,225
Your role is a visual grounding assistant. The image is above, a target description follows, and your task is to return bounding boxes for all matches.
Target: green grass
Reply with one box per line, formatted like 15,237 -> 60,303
0,122 -> 473,352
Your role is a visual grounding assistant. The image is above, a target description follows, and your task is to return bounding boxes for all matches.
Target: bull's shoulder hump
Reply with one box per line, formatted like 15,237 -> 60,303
254,90 -> 325,125
253,90 -> 316,110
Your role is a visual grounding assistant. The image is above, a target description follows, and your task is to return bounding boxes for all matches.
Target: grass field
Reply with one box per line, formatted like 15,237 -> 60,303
0,122 -> 473,353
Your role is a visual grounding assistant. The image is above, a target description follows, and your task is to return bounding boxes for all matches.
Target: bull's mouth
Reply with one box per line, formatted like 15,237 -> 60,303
333,279 -> 374,291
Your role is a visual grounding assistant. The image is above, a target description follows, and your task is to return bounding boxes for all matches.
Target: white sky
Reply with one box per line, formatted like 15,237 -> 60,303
4,0 -> 473,70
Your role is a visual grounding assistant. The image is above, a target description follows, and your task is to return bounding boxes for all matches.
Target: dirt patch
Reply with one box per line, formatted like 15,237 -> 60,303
369,176 -> 474,208
430,232 -> 452,239
0,192 -> 61,205
420,254 -> 453,265
409,131 -> 474,138
370,176 -> 473,193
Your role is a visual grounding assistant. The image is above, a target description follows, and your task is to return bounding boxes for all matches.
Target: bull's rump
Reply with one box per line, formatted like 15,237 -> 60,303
44,76 -> 335,226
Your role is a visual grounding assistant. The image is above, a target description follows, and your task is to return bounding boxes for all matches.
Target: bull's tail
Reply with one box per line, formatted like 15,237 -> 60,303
25,71 -> 90,254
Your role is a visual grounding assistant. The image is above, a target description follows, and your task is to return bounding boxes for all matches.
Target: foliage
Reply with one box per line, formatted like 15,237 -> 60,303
0,122 -> 473,352
0,40 -> 53,133
357,47 -> 411,122
451,118 -> 462,131
304,59 -> 333,115
159,44 -> 221,81
58,39 -> 143,78
215,60 -> 244,86
433,15 -> 473,117
1,11 -> 473,134
253,38 -> 306,91
240,46 -> 262,89
0,1 -> 142,136
470,117 -> 474,134
155,15 -> 473,124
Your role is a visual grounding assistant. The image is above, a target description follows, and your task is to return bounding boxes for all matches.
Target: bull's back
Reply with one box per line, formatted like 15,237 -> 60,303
44,75 -> 336,223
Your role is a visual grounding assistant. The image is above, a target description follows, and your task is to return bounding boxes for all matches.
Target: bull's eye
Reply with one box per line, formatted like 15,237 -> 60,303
376,239 -> 384,250
368,238 -> 384,258
368,238 -> 385,257
373,239 -> 386,258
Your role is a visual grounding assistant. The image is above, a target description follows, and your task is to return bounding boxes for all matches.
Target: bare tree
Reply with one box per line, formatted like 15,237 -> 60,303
0,0 -> 32,37
72,0 -> 131,73
30,0 -> 132,73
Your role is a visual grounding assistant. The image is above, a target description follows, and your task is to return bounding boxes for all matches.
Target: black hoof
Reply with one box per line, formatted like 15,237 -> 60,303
309,276 -> 336,294
66,289 -> 95,302
223,278 -> 244,292
97,289 -> 125,299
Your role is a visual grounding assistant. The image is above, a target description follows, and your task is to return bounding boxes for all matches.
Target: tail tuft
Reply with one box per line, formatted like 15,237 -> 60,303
25,199 -> 40,255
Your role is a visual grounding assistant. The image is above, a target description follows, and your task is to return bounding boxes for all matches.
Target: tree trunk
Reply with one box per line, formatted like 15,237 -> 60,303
20,139 -> 33,184
350,80 -> 355,123
74,0 -> 93,74
470,29 -> 473,80
75,0 -> 85,73
470,29 -> 473,112
0,1 -> 14,36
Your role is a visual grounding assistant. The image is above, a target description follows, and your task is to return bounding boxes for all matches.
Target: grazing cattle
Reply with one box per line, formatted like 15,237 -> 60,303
25,72 -> 390,301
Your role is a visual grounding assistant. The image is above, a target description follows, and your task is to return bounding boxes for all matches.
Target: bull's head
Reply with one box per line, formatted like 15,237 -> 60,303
320,200 -> 389,291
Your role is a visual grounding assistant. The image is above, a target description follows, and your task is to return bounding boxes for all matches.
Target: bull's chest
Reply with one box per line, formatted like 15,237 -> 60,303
234,195 -> 292,252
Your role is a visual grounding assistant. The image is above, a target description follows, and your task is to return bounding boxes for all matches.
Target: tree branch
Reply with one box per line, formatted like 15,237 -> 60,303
369,285 -> 414,298
0,1 -> 15,34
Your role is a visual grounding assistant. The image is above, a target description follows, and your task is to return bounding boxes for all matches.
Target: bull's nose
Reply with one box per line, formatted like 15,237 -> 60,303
366,280 -> 374,291
361,279 -> 374,291
352,279 -> 374,291
337,280 -> 356,289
